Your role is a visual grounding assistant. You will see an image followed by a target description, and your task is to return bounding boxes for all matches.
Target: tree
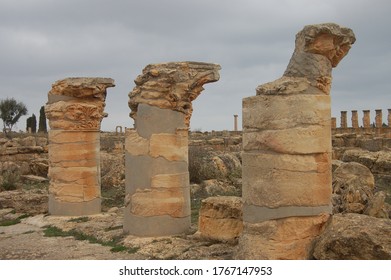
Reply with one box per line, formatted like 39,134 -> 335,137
26,114 -> 37,133
0,98 -> 28,135
38,106 -> 47,133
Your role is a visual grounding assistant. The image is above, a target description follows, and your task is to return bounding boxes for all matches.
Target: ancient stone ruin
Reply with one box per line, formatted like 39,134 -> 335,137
238,23 -> 355,259
45,77 -> 115,215
124,61 -> 221,236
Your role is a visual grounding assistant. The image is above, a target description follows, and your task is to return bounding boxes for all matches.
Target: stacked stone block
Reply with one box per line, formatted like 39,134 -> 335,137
351,110 -> 359,128
45,78 -> 114,215
124,62 -> 220,236
363,110 -> 371,128
238,23 -> 355,259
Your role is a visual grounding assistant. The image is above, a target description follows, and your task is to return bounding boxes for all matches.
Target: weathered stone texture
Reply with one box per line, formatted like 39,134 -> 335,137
198,196 -> 243,243
313,213 -> 391,260
240,23 -> 355,259
236,214 -> 330,260
129,62 -> 221,127
46,77 -> 114,216
125,62 -> 220,236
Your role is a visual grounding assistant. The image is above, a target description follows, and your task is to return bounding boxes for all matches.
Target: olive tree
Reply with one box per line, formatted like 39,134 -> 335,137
0,97 -> 28,135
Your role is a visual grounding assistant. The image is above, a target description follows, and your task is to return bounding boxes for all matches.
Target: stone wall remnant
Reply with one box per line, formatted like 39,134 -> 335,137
45,77 -> 115,216
238,23 -> 355,259
124,62 -> 220,236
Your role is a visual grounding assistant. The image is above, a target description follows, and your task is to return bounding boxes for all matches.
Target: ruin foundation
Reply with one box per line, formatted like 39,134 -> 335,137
238,23 -> 355,259
45,77 -> 115,215
124,61 -> 220,236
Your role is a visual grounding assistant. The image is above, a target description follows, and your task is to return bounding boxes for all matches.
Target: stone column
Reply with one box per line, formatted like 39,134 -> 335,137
238,23 -> 355,259
45,78 -> 115,216
124,62 -> 220,236
363,110 -> 371,128
234,114 -> 239,131
388,109 -> 391,127
340,111 -> 348,128
351,110 -> 359,128
375,109 -> 383,128
331,117 -> 337,129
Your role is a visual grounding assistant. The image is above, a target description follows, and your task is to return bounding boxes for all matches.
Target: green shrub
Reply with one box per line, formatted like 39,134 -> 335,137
1,170 -> 20,191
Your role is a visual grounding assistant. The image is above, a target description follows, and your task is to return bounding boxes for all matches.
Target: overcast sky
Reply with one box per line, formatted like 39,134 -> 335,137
1,0 -> 390,132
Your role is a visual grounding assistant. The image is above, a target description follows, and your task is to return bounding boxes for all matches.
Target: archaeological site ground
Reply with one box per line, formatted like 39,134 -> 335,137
1,23 -> 390,260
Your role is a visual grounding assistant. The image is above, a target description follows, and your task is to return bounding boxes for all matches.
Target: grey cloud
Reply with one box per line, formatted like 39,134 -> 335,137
0,0 -> 390,131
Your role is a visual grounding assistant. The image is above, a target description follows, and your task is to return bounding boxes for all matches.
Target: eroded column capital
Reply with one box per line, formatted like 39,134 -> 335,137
46,77 -> 115,131
281,23 -> 355,94
295,23 -> 356,67
128,61 -> 221,126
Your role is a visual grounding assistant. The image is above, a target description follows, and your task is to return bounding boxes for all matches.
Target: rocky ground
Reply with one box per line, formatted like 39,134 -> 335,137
0,207 -> 235,260
1,133 -> 391,260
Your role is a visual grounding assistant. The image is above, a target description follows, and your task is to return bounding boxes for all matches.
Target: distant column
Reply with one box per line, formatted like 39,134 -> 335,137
340,111 -> 347,128
234,115 -> 239,131
351,110 -> 359,128
375,109 -> 383,128
45,77 -> 115,216
331,118 -> 337,129
363,110 -> 371,128
125,62 -> 221,236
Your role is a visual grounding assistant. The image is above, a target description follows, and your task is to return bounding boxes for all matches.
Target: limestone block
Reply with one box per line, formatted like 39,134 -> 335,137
135,104 -> 187,139
242,152 -> 331,207
49,143 -> 98,163
243,94 -> 330,130
243,125 -> 330,154
49,130 -> 99,144
50,183 -> 84,202
236,214 -> 329,259
150,173 -> 189,189
123,213 -> 190,237
198,196 -> 243,243
149,130 -> 188,162
130,187 -> 190,218
49,166 -> 99,188
125,154 -> 188,193
125,129 -> 149,156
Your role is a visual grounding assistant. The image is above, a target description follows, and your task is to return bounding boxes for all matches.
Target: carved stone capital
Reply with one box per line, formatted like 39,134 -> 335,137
46,77 -> 114,131
128,61 -> 221,126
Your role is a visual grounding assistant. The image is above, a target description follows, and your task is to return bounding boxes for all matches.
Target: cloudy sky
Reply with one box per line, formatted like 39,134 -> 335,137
1,0 -> 390,132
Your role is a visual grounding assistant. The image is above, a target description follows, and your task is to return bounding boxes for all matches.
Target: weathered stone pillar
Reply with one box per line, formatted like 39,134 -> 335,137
363,110 -> 371,128
45,78 -> 115,215
124,62 -> 220,236
351,110 -> 359,128
331,117 -> 337,129
340,111 -> 348,128
375,109 -> 383,128
238,23 -> 355,259
234,114 -> 239,131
